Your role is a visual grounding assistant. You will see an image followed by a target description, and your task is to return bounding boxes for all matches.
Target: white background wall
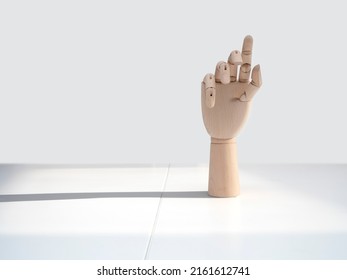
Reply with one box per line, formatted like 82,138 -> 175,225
0,0 -> 346,164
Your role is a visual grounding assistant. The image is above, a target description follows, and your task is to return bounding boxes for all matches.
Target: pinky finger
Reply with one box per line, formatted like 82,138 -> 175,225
203,73 -> 216,108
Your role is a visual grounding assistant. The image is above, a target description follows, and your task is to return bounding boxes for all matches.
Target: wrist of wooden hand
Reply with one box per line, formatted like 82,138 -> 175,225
211,137 -> 236,144
208,137 -> 240,197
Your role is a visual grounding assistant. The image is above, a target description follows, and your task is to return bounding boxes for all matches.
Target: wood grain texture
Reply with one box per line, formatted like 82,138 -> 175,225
208,138 -> 240,197
201,81 -> 253,139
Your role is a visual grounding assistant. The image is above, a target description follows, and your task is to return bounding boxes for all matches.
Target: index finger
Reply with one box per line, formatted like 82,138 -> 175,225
242,35 -> 253,65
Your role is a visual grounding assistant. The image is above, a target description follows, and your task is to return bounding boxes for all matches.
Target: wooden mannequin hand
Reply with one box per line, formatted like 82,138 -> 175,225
201,35 -> 262,139
201,35 -> 262,197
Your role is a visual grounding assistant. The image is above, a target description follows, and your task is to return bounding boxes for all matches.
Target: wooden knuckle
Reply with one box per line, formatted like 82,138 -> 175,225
228,50 -> 242,65
215,61 -> 230,84
205,88 -> 216,108
203,73 -> 215,89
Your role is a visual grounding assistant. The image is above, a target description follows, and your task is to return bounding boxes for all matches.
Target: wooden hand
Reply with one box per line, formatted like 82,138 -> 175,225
201,35 -> 262,139
201,35 -> 262,197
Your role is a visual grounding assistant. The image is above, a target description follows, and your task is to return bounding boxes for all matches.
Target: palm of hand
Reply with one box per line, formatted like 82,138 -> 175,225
201,35 -> 262,139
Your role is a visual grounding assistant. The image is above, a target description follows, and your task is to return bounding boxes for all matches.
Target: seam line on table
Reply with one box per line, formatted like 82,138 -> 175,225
144,163 -> 170,260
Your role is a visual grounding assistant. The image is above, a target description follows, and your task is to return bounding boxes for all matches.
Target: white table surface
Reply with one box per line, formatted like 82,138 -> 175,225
0,164 -> 346,259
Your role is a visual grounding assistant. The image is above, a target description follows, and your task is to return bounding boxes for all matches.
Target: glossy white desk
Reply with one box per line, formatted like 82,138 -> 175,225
0,164 -> 346,259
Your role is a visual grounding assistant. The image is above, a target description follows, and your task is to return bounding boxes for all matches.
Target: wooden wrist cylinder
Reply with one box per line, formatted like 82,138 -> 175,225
208,138 -> 240,197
